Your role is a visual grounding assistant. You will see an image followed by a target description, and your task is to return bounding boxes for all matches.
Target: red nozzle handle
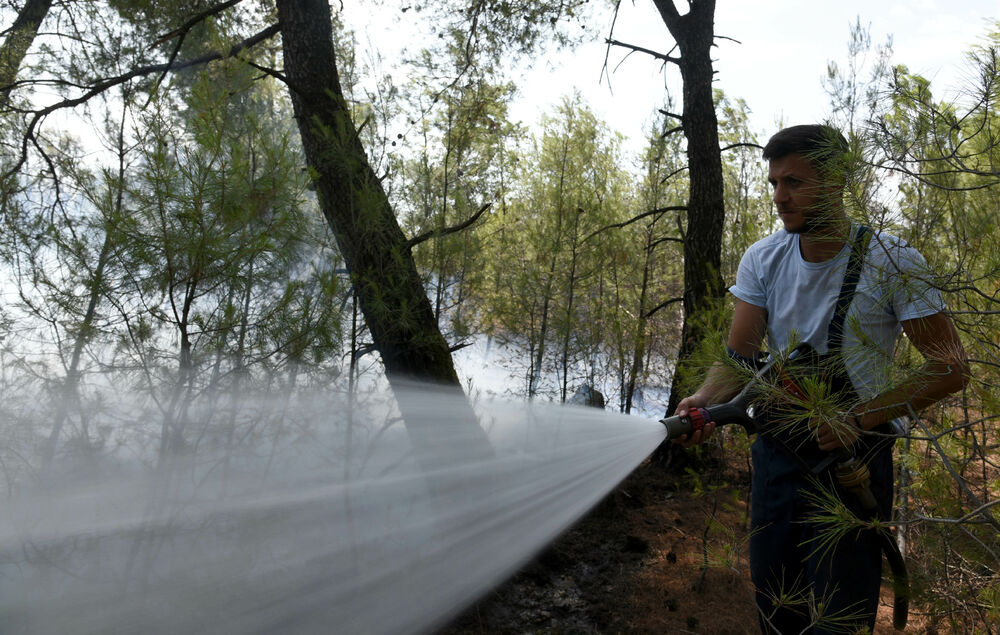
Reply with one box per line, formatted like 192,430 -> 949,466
687,407 -> 710,432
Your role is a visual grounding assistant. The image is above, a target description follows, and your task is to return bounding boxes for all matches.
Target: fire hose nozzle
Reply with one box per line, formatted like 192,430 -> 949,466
660,407 -> 713,441
660,414 -> 691,441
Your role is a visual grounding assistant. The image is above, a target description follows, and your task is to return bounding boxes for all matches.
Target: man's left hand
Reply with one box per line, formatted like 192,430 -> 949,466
814,416 -> 860,451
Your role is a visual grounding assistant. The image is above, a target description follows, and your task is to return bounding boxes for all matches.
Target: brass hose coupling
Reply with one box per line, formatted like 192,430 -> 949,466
834,454 -> 877,512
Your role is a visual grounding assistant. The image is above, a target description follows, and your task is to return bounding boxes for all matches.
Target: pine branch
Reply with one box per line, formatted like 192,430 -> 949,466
148,0 -> 249,99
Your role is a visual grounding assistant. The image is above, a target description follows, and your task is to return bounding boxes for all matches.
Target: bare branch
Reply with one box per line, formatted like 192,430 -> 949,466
910,405 -> 1000,532
649,235 -> 684,251
448,341 -> 474,354
645,296 -> 683,319
600,0 -> 624,89
661,125 -> 683,139
605,38 -> 680,65
583,205 -> 687,242
911,499 -> 1000,525
713,34 -> 742,45
721,142 -> 762,153
405,202 -> 492,250
244,60 -> 288,85
660,165 -> 688,184
865,159 -> 998,191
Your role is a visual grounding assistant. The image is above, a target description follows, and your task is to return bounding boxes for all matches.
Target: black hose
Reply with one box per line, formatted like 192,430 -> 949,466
878,528 -> 909,630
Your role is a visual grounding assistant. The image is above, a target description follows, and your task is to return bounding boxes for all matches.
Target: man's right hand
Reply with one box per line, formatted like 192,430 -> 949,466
671,393 -> 715,447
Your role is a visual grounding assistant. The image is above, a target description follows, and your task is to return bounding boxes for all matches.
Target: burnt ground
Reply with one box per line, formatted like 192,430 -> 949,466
441,450 -> 932,634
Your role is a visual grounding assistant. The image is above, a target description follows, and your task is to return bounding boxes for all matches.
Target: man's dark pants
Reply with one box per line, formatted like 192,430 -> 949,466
749,436 -> 894,634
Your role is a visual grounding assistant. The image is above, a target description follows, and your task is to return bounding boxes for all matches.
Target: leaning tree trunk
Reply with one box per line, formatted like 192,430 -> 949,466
0,0 -> 53,107
275,0 -> 490,457
653,0 -> 727,415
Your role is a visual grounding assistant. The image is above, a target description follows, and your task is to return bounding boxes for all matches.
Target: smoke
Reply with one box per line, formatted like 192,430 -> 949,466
0,385 -> 665,634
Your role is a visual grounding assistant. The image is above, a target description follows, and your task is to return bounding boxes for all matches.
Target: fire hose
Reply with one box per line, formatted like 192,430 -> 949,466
660,344 -> 909,630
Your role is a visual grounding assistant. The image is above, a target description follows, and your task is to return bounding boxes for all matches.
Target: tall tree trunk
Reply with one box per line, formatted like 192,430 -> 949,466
276,0 -> 460,386
653,0 -> 726,414
0,0 -> 52,107
530,132 -> 572,398
43,233 -> 112,465
275,0 -> 489,456
159,281 -> 197,462
625,227 -> 655,414
559,209 -> 582,403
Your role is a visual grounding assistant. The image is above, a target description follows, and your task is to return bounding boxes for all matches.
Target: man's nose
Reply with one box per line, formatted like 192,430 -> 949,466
773,183 -> 788,204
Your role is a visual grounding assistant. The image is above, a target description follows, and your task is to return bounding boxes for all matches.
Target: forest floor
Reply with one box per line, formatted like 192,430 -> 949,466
441,448 -> 936,634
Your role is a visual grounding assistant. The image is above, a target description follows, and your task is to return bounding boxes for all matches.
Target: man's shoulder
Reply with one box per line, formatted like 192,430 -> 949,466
865,227 -> 907,248
746,229 -> 794,255
864,228 -> 924,262
860,227 -> 939,287
737,230 -> 797,282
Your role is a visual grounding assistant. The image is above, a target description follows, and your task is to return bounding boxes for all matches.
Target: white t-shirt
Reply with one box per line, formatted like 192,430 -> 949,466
729,226 -> 944,399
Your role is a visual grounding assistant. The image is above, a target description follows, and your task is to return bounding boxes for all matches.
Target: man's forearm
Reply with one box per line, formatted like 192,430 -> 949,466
855,358 -> 970,430
692,361 -> 748,405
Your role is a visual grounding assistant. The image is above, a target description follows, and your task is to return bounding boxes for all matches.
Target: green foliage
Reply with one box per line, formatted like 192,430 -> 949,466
830,22 -> 1000,630
823,16 -> 894,135
408,0 -> 593,63
716,90 -> 773,279
469,93 -> 680,404
397,43 -> 518,341
0,7 -> 348,461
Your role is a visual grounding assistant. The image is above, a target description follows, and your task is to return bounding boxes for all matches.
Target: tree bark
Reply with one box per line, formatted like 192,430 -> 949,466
652,0 -> 727,414
0,0 -> 53,107
275,0 -> 490,456
276,0 -> 461,386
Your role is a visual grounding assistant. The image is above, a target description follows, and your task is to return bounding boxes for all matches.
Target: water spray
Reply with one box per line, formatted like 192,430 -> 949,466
0,344 -> 908,633
0,388 -> 666,634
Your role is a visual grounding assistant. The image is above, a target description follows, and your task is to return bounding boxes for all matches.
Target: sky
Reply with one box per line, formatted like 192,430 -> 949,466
507,1 -> 998,153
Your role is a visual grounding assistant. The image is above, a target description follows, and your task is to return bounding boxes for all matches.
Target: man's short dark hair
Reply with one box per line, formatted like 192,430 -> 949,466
762,124 -> 850,177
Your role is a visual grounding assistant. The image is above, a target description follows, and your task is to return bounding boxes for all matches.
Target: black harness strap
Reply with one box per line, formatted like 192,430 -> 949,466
827,224 -> 872,354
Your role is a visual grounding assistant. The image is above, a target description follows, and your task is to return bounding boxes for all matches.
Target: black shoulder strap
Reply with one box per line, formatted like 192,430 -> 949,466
827,225 -> 872,354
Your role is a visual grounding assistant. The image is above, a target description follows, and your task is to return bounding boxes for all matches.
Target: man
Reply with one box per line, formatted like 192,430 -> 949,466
674,124 -> 968,633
